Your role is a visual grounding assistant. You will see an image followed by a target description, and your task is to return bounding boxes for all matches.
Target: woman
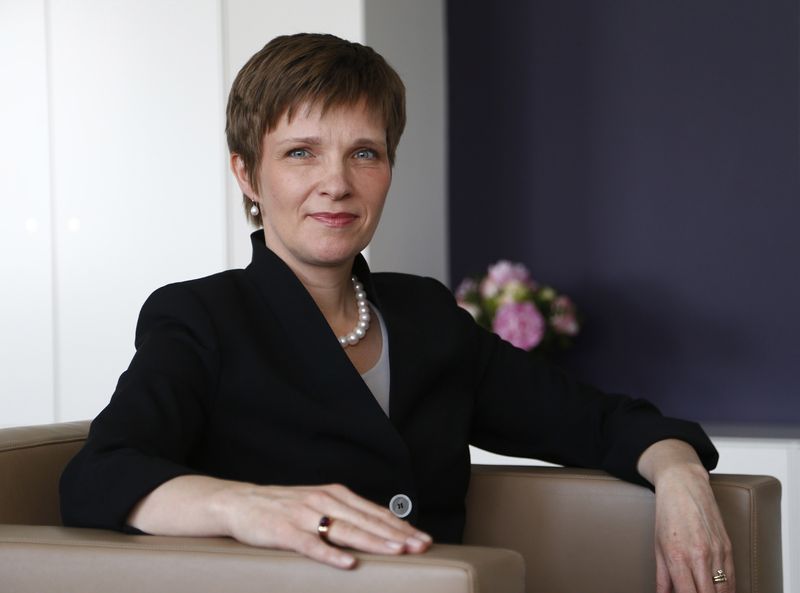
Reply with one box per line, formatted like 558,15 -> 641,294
60,33 -> 734,591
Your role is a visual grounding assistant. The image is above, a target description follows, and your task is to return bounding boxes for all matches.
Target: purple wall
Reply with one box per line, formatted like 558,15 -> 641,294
447,1 -> 800,425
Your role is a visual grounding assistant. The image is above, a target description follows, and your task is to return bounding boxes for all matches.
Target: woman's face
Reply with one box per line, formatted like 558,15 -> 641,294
234,101 -> 391,273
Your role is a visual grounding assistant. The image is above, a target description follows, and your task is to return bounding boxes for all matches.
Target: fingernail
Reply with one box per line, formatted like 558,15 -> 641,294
416,532 -> 432,543
386,540 -> 404,551
406,536 -> 425,549
338,555 -> 356,568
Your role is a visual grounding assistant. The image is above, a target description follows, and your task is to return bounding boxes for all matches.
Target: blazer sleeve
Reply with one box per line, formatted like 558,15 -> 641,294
59,282 -> 219,530
444,284 -> 719,488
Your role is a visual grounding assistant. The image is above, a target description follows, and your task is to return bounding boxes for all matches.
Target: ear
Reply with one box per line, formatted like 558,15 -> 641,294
230,153 -> 259,202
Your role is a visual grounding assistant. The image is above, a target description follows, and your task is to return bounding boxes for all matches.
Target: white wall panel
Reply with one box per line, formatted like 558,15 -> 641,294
48,0 -> 227,420
222,0 -> 364,268
0,0 -> 55,426
365,0 -> 447,282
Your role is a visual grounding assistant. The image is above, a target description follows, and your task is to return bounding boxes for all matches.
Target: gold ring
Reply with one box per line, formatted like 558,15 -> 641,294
318,515 -> 333,544
713,569 -> 727,584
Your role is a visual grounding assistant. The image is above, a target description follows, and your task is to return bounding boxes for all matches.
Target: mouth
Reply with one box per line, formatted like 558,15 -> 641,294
308,212 -> 359,228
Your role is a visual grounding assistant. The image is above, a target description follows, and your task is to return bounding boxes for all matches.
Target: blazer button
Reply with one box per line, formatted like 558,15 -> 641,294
389,494 -> 412,518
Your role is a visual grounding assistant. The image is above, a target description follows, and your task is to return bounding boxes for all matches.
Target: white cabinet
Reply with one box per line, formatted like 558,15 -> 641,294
47,0 -> 227,420
0,0 -> 55,426
1,0 -> 228,424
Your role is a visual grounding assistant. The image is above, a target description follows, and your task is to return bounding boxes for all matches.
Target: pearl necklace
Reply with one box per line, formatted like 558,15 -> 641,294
338,276 -> 371,347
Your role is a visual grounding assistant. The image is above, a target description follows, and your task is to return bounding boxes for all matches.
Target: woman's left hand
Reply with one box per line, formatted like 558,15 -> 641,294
638,439 -> 735,593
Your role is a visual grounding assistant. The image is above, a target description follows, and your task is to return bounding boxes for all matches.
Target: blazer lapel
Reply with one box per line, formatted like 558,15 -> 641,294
243,231 -> 411,467
377,291 -> 423,430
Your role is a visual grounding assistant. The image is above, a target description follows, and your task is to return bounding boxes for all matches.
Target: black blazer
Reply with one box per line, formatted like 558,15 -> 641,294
60,231 -> 717,543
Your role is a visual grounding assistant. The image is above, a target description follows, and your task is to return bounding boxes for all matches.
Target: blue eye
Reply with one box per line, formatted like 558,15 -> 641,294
354,149 -> 377,159
288,148 -> 310,158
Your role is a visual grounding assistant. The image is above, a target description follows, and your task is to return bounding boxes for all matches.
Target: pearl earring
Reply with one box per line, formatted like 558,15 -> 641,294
249,201 -> 260,217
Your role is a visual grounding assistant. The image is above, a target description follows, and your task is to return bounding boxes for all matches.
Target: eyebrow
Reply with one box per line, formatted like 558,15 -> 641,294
352,137 -> 386,147
275,136 -> 386,147
276,137 -> 322,146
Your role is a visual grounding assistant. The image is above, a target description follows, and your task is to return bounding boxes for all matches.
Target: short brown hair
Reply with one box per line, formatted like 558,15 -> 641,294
226,33 -> 406,226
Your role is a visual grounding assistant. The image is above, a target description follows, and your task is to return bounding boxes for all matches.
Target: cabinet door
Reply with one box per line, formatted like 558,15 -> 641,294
48,0 -> 227,421
0,0 -> 55,427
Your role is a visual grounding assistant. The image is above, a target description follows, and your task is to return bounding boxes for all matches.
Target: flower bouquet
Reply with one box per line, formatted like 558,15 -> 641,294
455,260 -> 580,353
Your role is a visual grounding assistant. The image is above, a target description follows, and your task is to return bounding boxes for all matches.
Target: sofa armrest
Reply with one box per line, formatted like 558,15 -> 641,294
0,525 -> 524,593
0,421 -> 90,525
463,465 -> 782,593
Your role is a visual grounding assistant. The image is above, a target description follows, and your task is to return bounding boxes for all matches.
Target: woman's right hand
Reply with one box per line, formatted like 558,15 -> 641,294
127,475 -> 432,569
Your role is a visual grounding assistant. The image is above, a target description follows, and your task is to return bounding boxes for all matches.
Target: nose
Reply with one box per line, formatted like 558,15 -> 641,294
318,160 -> 353,200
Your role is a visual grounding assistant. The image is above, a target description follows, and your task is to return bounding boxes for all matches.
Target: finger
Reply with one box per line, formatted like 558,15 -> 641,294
662,549 -> 698,593
288,496 -> 418,556
684,542 -> 714,593
655,548 -> 674,593
321,484 -> 431,539
694,564 -> 733,593
321,517 -> 408,555
227,485 -> 429,561
690,523 -> 734,593
723,543 -> 736,593
707,540 -> 735,593
304,486 -> 431,548
715,526 -> 735,593
330,504 -> 430,551
312,502 -> 429,553
293,531 -> 357,570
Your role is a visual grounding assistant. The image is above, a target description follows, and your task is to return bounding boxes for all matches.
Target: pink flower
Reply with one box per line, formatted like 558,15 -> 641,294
487,260 -> 533,288
479,277 -> 500,299
551,296 -> 579,336
553,295 -> 575,311
492,301 -> 545,350
498,279 -> 533,304
551,313 -> 579,336
455,278 -> 478,301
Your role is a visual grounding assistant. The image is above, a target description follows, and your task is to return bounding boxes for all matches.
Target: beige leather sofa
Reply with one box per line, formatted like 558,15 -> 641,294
0,421 -> 783,593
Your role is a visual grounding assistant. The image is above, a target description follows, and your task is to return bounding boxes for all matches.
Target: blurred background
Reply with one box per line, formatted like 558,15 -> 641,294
448,1 -> 799,429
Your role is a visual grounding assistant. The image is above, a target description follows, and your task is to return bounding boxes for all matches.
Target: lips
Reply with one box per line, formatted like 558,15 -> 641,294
308,212 -> 359,227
